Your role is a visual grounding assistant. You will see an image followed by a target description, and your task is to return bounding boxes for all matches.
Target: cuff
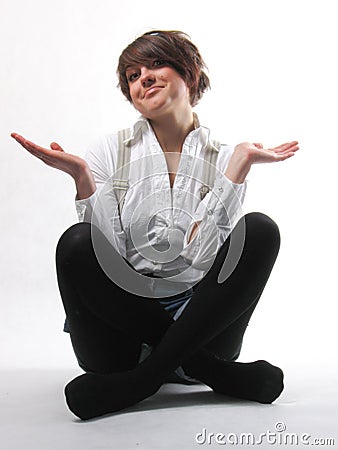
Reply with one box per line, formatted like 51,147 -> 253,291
75,190 -> 98,222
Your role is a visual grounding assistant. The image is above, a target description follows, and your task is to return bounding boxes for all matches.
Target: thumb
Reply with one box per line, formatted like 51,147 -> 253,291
50,142 -> 64,151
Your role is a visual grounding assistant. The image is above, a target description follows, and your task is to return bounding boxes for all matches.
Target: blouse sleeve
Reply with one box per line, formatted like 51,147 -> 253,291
74,135 -> 127,258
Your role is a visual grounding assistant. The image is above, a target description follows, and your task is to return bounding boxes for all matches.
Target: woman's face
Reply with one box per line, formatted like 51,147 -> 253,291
126,61 -> 191,119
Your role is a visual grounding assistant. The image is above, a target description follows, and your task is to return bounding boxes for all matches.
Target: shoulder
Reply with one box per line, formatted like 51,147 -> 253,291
208,142 -> 236,170
86,115 -> 150,156
83,132 -> 119,176
86,132 -> 118,156
219,143 -> 235,154
197,119 -> 234,158
84,117 -> 149,170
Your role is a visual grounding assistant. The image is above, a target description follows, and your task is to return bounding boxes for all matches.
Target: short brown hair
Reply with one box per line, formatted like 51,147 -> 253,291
117,30 -> 210,107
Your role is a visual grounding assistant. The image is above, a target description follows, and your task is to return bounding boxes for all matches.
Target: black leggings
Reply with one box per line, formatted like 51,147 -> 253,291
56,212 -> 280,374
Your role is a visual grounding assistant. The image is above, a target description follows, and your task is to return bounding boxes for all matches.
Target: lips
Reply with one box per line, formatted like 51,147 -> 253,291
143,86 -> 163,98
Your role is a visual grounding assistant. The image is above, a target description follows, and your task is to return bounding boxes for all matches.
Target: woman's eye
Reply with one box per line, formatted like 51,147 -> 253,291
127,72 -> 139,82
152,60 -> 166,67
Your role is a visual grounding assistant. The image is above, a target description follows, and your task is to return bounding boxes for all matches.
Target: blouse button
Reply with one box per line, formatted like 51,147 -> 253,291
208,210 -> 213,216
153,264 -> 161,272
218,187 -> 223,193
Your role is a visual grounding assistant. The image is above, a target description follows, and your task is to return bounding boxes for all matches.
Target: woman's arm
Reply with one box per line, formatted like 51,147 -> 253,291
225,140 -> 299,184
187,140 -> 299,244
11,133 -> 96,199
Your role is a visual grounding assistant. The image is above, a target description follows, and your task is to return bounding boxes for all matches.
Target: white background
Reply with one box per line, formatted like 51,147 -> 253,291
1,0 -> 337,371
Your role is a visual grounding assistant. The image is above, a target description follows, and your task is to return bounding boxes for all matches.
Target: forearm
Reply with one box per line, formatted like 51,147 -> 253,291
187,139 -> 298,245
74,164 -> 96,200
224,146 -> 252,184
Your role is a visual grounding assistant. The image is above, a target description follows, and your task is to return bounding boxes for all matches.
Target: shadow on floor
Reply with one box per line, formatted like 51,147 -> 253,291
72,383 -> 257,423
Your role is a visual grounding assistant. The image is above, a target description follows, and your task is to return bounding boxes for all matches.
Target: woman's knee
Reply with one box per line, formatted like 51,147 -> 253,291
244,212 -> 280,249
55,222 -> 92,266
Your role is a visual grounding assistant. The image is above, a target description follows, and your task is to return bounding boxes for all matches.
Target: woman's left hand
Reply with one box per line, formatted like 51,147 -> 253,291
225,140 -> 299,184
236,141 -> 299,164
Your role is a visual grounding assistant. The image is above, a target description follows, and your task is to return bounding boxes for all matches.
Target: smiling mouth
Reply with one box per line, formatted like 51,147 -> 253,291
143,86 -> 163,98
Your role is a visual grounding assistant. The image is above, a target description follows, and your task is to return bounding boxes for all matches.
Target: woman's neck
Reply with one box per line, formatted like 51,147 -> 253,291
149,108 -> 195,153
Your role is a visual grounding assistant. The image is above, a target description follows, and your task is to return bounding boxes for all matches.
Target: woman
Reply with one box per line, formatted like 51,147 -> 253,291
11,30 -> 299,420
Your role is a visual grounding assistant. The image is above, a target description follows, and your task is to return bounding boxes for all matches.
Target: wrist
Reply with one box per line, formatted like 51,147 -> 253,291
225,147 -> 251,184
74,164 -> 96,200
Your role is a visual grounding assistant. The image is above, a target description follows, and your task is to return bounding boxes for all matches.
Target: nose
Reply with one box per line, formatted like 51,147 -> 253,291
140,67 -> 156,88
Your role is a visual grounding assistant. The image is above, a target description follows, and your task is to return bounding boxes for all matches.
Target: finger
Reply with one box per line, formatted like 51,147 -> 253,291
256,148 -> 297,162
274,152 -> 296,161
274,144 -> 299,155
270,141 -> 299,152
25,139 -> 50,153
270,143 -> 299,154
253,143 -> 263,149
11,133 -> 42,152
277,140 -> 298,148
13,135 -> 52,161
50,142 -> 64,152
24,141 -> 48,158
273,141 -> 298,150
11,133 -> 64,168
12,134 -> 41,156
11,132 -> 26,144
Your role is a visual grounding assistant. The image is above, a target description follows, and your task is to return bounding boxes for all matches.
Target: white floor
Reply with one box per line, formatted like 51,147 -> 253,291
1,363 -> 337,450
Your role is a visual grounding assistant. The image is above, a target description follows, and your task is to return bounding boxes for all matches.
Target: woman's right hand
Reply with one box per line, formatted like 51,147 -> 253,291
11,133 -> 96,199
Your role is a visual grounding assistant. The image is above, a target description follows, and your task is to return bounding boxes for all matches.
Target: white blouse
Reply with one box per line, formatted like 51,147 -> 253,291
75,115 -> 247,294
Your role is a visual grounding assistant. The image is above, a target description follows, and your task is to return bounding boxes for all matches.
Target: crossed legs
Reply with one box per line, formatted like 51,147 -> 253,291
56,212 -> 283,419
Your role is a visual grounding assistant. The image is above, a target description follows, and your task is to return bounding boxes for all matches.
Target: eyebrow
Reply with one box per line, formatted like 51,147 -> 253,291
125,66 -> 140,72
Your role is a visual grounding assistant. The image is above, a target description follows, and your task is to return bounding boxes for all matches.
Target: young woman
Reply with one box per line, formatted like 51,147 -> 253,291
11,30 -> 299,420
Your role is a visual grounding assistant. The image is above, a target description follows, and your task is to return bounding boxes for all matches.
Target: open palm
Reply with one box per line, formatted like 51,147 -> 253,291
11,133 -> 87,179
235,141 -> 299,164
